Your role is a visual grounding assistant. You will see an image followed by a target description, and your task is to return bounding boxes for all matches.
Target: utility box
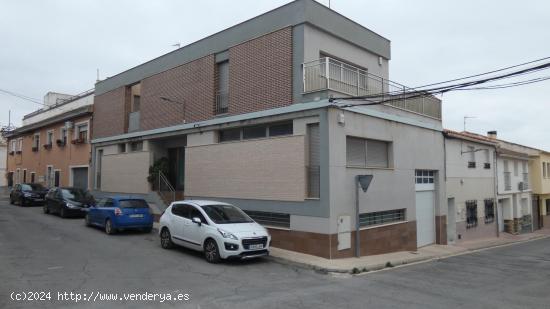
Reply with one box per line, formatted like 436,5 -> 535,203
337,215 -> 351,250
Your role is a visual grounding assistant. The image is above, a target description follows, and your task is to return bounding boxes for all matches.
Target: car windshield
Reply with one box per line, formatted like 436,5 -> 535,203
119,200 -> 148,208
61,188 -> 93,201
201,204 -> 254,224
21,184 -> 44,191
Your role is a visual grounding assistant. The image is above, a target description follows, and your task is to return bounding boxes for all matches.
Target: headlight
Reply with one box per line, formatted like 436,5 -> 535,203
66,202 -> 78,209
217,228 -> 238,240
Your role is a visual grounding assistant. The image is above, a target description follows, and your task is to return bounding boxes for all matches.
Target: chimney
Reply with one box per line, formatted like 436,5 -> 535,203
487,131 -> 497,139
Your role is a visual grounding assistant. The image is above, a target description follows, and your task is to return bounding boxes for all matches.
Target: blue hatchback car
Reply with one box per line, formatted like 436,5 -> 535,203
85,197 -> 154,234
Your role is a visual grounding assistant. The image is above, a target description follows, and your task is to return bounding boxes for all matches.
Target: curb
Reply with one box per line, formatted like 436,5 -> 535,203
268,234 -> 550,275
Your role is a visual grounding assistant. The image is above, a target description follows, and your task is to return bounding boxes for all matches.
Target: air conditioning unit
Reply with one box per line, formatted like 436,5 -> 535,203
518,182 -> 525,191
65,121 -> 74,129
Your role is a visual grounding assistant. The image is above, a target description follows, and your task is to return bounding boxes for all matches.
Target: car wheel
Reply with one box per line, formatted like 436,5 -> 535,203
85,214 -> 91,227
105,219 -> 115,235
160,228 -> 174,249
204,239 -> 221,264
60,207 -> 66,218
43,204 -> 49,214
9,196 -> 14,205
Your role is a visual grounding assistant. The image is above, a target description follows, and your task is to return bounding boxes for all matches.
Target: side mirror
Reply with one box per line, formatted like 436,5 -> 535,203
192,217 -> 202,226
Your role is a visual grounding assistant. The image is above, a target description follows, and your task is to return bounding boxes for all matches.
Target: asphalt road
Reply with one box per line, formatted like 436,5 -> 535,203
1,193 -> 549,309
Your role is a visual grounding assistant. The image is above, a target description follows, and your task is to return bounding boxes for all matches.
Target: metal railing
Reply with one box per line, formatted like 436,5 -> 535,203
157,171 -> 176,206
215,91 -> 229,115
302,57 -> 442,119
504,172 -> 512,191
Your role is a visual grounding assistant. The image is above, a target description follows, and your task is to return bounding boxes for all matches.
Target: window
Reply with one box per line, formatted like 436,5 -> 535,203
60,127 -> 67,145
466,200 -> 478,229
23,170 -> 27,183
30,172 -> 35,183
547,162 -> 550,180
171,204 -> 192,218
415,170 -> 435,184
467,146 -> 476,168
307,123 -> 320,198
33,133 -> 40,150
268,122 -> 293,137
346,137 -> 390,168
17,138 -> 22,152
76,123 -> 88,143
46,131 -> 54,145
10,140 -> 16,153
484,199 -> 495,224
190,207 -> 207,224
522,161 -> 527,173
130,141 -> 143,152
543,162 -> 547,179
133,95 -> 141,112
242,126 -> 267,140
244,210 -> 290,229
118,143 -> 126,153
359,209 -> 406,227
215,60 -> 229,114
219,128 -> 240,142
484,150 -> 491,169
513,161 -> 518,176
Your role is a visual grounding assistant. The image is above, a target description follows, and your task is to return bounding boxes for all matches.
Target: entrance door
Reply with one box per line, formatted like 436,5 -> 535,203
497,201 -> 504,232
447,198 -> 456,244
72,167 -> 88,190
7,172 -> 13,187
532,196 -> 541,230
168,147 -> 185,191
416,191 -> 435,247
54,171 -> 60,187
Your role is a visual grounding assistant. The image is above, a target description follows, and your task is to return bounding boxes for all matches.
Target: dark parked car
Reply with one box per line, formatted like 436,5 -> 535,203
43,187 -> 95,218
10,183 -> 48,206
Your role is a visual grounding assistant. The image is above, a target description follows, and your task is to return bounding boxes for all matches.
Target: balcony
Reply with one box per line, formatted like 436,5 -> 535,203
215,91 -> 229,115
302,57 -> 442,119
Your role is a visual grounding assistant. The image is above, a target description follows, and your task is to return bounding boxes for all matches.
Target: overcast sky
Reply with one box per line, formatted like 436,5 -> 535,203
1,0 -> 548,149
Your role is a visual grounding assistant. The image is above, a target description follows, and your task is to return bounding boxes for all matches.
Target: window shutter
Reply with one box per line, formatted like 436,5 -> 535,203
346,137 -> 366,167
366,139 -> 388,168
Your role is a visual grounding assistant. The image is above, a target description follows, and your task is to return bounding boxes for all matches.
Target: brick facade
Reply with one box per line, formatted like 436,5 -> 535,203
92,88 -> 126,139
140,55 -> 215,131
228,27 -> 293,115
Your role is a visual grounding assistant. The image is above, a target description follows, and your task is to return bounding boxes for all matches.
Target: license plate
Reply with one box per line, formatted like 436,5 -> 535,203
249,244 -> 264,250
129,214 -> 144,218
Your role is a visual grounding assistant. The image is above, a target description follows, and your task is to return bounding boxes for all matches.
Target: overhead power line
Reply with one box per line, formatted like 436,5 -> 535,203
0,88 -> 44,105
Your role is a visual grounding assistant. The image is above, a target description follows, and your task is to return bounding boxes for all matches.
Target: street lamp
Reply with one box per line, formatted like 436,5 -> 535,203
160,97 -> 186,124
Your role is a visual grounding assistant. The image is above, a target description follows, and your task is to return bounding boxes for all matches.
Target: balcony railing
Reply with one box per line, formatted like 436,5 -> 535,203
522,173 -> 529,190
504,172 -> 512,191
303,57 -> 442,119
215,91 -> 229,115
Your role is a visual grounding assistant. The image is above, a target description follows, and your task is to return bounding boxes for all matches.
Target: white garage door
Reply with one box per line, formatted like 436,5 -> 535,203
416,190 -> 435,247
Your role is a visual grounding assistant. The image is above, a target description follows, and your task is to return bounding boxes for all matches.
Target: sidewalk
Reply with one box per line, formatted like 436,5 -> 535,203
268,229 -> 550,274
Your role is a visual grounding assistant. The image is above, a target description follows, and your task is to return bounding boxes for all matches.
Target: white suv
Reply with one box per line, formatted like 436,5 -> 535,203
158,200 -> 271,263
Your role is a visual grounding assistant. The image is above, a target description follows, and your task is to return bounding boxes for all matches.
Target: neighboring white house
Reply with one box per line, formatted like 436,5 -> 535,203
0,135 -> 6,187
444,130 -> 498,243
483,131 -> 536,234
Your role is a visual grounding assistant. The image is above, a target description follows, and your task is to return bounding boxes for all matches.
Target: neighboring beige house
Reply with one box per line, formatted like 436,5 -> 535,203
0,135 -> 7,187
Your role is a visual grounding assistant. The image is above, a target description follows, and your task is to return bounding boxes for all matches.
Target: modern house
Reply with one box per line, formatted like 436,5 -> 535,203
91,0 -> 446,258
5,90 -> 94,189
443,130 -> 498,243
528,149 -> 550,230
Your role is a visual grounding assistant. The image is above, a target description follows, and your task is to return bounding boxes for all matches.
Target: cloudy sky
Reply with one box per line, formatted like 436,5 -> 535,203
1,0 -> 548,149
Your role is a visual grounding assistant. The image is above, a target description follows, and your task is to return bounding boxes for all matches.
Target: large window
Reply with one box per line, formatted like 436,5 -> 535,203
359,209 -> 406,227
244,210 -> 290,229
215,60 -> 229,115
484,199 -> 495,224
33,133 -> 40,150
218,122 -> 293,143
76,123 -> 88,143
415,170 -> 435,184
346,136 -> 390,168
467,146 -> 476,168
466,200 -> 478,229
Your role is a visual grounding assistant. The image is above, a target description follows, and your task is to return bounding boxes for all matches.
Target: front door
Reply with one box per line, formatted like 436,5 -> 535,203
447,198 -> 456,244
416,190 -> 435,247
497,201 -> 504,232
54,171 -> 60,187
168,147 -> 185,191
532,196 -> 541,230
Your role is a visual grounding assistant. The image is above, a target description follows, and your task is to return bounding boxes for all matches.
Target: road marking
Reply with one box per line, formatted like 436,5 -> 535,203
47,266 -> 63,270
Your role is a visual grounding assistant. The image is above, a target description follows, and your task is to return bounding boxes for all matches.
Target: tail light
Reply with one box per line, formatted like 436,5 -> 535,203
114,208 -> 122,216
